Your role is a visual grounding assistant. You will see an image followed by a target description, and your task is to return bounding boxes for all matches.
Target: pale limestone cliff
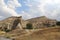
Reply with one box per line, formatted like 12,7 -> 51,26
0,16 -> 57,31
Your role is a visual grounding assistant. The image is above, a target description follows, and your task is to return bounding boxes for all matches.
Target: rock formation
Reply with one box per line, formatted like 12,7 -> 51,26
0,16 -> 57,31
26,16 -> 57,29
0,16 -> 23,31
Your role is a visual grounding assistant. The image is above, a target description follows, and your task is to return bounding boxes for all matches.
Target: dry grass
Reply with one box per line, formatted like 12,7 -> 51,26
15,27 -> 60,40
0,27 -> 60,40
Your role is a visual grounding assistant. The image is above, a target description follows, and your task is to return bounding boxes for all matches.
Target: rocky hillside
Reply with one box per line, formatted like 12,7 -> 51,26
0,16 -> 60,40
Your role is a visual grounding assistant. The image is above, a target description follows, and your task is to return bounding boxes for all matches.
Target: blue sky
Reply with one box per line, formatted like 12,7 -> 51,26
0,0 -> 60,20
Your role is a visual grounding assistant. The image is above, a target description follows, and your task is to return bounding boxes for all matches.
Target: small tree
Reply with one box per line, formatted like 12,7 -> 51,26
4,27 -> 11,32
56,21 -> 60,26
26,23 -> 33,29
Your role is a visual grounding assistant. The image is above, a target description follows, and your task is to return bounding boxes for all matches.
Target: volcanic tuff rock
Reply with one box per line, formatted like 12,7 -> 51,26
0,16 -> 57,31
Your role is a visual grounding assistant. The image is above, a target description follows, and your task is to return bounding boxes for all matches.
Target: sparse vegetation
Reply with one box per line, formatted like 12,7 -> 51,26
5,29 -> 11,32
2,26 -> 11,32
26,23 -> 33,29
0,16 -> 60,40
56,21 -> 60,26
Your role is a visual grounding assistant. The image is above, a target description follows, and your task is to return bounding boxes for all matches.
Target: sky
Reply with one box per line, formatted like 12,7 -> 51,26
0,0 -> 60,21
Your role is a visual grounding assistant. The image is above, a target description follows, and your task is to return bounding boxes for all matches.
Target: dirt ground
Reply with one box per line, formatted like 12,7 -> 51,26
13,27 -> 60,40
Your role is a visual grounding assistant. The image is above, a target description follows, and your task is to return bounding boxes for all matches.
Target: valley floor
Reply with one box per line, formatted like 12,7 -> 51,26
0,27 -> 60,40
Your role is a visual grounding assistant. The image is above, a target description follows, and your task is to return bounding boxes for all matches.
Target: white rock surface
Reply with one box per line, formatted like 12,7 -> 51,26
0,36 -> 11,40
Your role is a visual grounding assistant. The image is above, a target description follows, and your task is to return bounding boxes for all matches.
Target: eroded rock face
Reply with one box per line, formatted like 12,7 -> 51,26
0,16 -> 57,31
0,16 -> 23,31
26,16 -> 57,29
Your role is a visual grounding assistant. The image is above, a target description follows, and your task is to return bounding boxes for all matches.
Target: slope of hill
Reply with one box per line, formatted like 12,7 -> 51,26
14,27 -> 60,40
0,16 -> 60,40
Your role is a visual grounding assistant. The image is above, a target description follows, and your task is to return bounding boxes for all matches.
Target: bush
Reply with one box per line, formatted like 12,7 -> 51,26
26,23 -> 33,29
4,28 -> 11,32
5,29 -> 11,32
56,21 -> 60,26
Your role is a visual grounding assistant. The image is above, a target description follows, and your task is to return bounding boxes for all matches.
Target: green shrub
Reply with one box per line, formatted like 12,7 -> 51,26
26,23 -> 33,29
4,28 -> 11,32
5,29 -> 11,32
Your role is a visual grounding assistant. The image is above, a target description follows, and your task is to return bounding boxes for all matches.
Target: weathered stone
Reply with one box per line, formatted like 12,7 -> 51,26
0,36 -> 11,40
0,16 -> 23,31
0,16 -> 57,31
26,16 -> 57,29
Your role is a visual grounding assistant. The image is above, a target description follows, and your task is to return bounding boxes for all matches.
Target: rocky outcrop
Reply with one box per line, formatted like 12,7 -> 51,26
26,16 -> 57,29
0,16 -> 57,31
0,16 -> 23,31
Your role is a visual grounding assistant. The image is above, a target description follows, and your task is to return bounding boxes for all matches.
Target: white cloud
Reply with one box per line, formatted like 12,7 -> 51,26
7,0 -> 21,9
19,11 -> 32,20
0,0 -> 21,20
0,0 -> 60,21
25,0 -> 60,20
